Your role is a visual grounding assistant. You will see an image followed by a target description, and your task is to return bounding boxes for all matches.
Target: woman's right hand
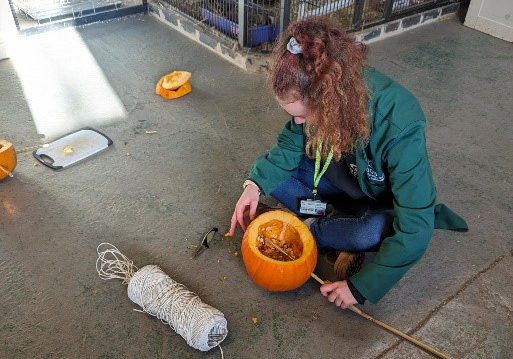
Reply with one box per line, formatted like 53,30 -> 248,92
229,184 -> 260,236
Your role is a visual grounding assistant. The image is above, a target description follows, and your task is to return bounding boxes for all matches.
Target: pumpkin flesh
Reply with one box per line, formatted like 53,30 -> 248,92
257,219 -> 303,261
162,71 -> 191,90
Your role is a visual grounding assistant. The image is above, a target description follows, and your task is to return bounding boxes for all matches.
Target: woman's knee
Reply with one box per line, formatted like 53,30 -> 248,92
309,211 -> 393,252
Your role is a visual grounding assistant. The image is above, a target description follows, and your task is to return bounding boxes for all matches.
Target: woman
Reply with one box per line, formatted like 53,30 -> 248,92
229,18 -> 467,308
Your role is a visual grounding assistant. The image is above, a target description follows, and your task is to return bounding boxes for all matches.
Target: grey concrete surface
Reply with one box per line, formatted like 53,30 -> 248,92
381,253 -> 513,359
1,15 -> 512,359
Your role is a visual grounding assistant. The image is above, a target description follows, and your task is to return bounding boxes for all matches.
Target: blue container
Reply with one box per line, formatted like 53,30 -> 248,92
200,7 -> 278,47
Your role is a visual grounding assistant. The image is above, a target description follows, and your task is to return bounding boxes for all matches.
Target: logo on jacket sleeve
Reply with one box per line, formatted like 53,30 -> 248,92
365,161 -> 385,182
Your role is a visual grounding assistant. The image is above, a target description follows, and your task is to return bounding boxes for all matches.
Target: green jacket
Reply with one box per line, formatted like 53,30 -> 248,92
249,67 -> 468,303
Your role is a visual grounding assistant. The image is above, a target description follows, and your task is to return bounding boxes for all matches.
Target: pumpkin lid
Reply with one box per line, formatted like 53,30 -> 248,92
155,79 -> 192,100
161,71 -> 192,90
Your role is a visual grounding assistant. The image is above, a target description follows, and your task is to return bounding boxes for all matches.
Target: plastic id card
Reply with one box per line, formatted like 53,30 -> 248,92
299,199 -> 327,216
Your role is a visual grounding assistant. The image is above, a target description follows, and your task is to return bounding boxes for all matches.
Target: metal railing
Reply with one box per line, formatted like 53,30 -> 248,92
159,0 -> 462,47
290,0 -> 459,30
10,0 -> 143,31
10,0 -> 463,43
159,0 -> 279,48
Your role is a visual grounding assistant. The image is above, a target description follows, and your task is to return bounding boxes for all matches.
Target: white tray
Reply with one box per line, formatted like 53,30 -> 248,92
34,128 -> 113,170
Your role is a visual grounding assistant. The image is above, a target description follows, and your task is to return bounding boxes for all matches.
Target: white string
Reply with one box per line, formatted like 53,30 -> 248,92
96,243 -> 138,284
96,243 -> 228,354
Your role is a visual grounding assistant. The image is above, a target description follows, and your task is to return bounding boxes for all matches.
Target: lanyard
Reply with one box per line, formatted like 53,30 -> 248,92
313,141 -> 333,198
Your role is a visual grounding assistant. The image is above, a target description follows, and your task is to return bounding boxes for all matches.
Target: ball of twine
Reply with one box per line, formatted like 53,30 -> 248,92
96,243 -> 228,353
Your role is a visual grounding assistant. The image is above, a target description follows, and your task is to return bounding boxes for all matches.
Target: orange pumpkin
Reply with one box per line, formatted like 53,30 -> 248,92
155,71 -> 192,100
241,210 -> 317,292
0,140 -> 16,180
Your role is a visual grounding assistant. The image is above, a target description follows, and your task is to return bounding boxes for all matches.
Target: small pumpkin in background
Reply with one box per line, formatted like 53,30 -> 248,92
155,71 -> 192,100
0,140 -> 17,180
241,210 -> 317,292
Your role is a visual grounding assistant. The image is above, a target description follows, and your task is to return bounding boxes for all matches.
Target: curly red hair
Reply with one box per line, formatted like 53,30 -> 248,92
270,18 -> 369,161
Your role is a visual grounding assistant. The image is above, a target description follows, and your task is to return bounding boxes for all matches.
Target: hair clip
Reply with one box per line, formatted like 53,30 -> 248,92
286,36 -> 302,55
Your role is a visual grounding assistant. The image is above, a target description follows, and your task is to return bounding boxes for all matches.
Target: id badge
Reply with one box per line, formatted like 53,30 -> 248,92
299,199 -> 327,216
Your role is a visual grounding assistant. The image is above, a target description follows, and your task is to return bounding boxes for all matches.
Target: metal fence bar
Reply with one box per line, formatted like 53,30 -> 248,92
279,0 -> 291,34
383,0 -> 394,21
7,0 -> 21,31
352,0 -> 365,29
238,0 -> 248,47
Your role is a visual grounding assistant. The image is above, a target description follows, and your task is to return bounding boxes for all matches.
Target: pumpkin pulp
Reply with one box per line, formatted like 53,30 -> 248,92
257,219 -> 303,261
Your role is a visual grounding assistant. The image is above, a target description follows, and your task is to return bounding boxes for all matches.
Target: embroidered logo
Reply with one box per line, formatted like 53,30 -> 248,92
365,161 -> 385,182
349,164 -> 358,177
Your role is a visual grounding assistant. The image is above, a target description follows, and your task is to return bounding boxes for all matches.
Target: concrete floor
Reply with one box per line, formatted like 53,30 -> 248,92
1,14 -> 512,359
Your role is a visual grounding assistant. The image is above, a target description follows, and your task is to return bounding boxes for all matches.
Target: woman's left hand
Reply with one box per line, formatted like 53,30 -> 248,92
320,280 -> 357,309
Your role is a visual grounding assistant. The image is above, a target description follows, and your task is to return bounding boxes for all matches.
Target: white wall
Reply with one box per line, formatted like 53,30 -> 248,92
0,0 -> 18,60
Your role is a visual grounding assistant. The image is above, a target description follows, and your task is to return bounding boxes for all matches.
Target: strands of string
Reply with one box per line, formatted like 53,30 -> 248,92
96,243 -> 227,357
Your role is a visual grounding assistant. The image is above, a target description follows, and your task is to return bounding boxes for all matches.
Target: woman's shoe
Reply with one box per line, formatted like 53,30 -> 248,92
333,251 -> 365,280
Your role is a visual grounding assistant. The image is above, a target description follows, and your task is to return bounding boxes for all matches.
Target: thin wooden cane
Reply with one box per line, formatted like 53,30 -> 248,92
0,164 -> 13,178
309,273 -> 452,359
258,234 -> 452,358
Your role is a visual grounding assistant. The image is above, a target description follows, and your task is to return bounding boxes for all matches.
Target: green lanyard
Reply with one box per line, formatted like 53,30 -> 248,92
313,141 -> 333,198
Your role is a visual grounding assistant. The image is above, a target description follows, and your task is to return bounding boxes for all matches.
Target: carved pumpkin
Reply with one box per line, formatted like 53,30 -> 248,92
0,140 -> 17,180
241,210 -> 317,292
155,71 -> 192,100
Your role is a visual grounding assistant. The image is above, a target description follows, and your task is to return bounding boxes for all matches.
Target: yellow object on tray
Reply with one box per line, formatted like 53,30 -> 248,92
156,71 -> 192,99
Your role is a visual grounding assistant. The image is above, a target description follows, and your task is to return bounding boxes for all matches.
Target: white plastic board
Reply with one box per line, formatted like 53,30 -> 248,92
34,128 -> 113,170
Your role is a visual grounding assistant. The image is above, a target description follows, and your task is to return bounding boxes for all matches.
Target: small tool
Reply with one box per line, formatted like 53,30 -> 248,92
192,227 -> 219,258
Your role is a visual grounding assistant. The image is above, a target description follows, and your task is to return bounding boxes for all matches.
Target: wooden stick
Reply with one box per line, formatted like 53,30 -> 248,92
263,237 -> 296,260
310,272 -> 324,285
347,305 -> 452,359
259,237 -> 452,358
309,273 -> 452,359
0,165 -> 13,178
